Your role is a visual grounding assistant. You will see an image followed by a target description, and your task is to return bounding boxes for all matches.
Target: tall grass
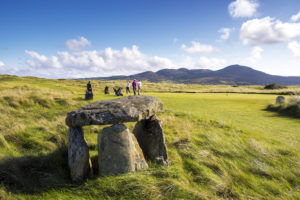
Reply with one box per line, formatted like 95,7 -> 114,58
0,75 -> 299,199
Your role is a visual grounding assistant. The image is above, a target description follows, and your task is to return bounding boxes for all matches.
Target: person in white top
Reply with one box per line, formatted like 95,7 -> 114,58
138,80 -> 142,95
126,80 -> 131,94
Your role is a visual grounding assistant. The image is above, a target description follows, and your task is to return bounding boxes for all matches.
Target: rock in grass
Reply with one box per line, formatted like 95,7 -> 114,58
85,91 -> 93,100
66,95 -> 164,127
68,127 -> 92,182
276,96 -> 285,104
133,115 -> 169,166
98,124 -> 148,176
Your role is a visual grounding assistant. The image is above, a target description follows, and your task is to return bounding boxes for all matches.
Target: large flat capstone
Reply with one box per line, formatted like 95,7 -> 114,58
66,95 -> 164,127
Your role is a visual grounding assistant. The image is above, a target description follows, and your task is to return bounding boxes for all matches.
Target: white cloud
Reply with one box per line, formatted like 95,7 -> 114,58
0,61 -> 4,69
219,28 -> 232,40
24,45 -> 178,78
22,45 -> 228,78
240,17 -> 300,45
25,50 -> 62,68
228,0 -> 259,18
246,46 -> 263,62
0,61 -> 19,75
181,56 -> 227,70
198,57 -> 227,69
65,36 -> 91,51
288,41 -> 300,57
181,41 -> 216,54
291,11 -> 300,22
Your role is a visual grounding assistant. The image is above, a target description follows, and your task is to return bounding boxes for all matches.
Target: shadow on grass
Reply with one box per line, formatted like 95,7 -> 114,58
263,104 -> 300,120
72,96 -> 86,101
0,147 -> 77,194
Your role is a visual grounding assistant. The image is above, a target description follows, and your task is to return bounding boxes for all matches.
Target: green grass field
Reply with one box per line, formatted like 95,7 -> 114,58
0,75 -> 299,199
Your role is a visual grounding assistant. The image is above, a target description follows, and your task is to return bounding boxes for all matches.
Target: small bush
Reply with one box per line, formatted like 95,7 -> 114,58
264,83 -> 286,90
288,96 -> 300,104
266,96 -> 300,118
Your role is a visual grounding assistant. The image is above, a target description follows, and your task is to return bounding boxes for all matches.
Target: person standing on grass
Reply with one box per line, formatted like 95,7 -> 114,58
104,86 -> 109,94
126,80 -> 131,94
138,80 -> 142,95
132,79 -> 137,96
87,81 -> 92,92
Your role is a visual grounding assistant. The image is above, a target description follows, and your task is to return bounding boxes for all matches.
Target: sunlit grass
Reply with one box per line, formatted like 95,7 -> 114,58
0,75 -> 299,199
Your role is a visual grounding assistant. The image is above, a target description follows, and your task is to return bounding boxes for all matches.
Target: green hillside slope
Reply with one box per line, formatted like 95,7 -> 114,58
0,75 -> 299,199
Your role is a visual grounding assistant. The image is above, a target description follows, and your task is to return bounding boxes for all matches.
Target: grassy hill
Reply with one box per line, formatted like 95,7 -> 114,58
0,75 -> 299,199
87,65 -> 300,85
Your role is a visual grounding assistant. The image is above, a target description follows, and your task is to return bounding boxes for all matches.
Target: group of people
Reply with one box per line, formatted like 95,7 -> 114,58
86,79 -> 142,99
126,79 -> 142,96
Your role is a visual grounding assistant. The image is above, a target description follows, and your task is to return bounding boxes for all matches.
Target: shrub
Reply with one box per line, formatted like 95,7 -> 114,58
264,83 -> 286,90
267,96 -> 300,118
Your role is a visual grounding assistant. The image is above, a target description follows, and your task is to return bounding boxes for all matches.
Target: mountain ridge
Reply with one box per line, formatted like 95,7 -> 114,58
83,65 -> 300,85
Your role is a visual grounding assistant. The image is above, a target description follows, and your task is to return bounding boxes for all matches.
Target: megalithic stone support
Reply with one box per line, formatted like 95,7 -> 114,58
98,124 -> 148,176
133,115 -> 169,166
68,127 -> 92,182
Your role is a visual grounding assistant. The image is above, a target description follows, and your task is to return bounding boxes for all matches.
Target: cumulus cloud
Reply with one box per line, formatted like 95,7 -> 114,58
181,56 -> 227,70
181,41 -> 216,54
65,36 -> 91,51
219,28 -> 232,40
22,45 -> 229,78
240,17 -> 300,45
198,57 -> 227,69
0,61 -> 19,75
291,11 -> 300,22
0,61 -> 4,69
246,46 -> 263,62
25,50 -> 62,68
24,45 -> 178,78
228,0 -> 259,18
288,41 -> 300,57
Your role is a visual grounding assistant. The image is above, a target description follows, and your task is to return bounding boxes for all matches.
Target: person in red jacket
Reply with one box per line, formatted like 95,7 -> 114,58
132,79 -> 137,96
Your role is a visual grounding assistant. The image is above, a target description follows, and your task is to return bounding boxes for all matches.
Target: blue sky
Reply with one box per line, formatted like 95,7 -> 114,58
0,0 -> 300,78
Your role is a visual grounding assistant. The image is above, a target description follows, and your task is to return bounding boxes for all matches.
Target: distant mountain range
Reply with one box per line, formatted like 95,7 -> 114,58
83,65 -> 300,85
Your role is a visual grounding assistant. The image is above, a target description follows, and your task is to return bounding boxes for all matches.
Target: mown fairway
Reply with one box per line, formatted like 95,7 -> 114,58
0,76 -> 299,199
155,93 -> 300,149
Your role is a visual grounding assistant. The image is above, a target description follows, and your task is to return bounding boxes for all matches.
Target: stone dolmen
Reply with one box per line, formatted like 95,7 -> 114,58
65,95 -> 169,182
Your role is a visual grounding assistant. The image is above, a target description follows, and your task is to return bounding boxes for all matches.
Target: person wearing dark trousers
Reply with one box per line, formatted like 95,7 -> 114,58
138,80 -> 142,95
126,80 -> 131,94
87,81 -> 92,92
132,79 -> 137,96
104,86 -> 109,94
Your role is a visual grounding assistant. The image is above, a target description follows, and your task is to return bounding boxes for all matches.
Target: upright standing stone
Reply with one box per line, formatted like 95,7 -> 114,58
85,91 -> 93,100
276,96 -> 285,104
98,124 -> 148,176
133,115 -> 169,165
68,127 -> 92,182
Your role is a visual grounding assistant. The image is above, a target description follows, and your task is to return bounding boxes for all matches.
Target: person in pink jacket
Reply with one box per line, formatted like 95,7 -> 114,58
132,79 -> 137,96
